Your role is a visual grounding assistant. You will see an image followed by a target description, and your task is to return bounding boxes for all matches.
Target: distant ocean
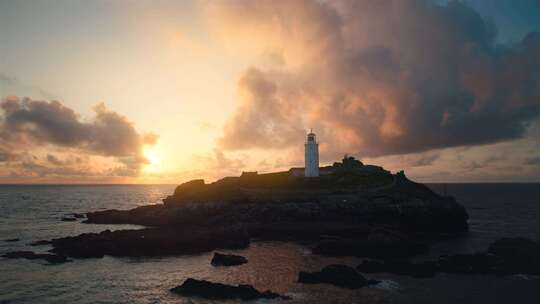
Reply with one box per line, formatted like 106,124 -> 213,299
1,184 -> 539,304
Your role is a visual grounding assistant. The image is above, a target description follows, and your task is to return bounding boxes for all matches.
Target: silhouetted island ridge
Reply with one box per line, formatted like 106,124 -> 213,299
50,155 -> 469,257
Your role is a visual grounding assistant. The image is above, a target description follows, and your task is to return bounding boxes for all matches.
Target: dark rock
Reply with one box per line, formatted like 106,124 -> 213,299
44,254 -> 70,264
356,238 -> 540,277
298,264 -> 379,289
367,226 -> 411,242
388,172 -> 469,236
3,238 -> 20,242
172,179 -> 206,197
437,253 -> 502,274
71,213 -> 85,219
357,260 -> 437,278
3,251 -> 34,259
211,252 -> 247,266
312,238 -> 429,259
2,251 -> 70,264
49,226 -> 250,258
170,278 -> 290,300
61,217 -> 77,222
357,253 -> 502,277
488,237 -> 540,274
85,205 -> 177,226
246,222 -> 371,242
31,240 -> 52,246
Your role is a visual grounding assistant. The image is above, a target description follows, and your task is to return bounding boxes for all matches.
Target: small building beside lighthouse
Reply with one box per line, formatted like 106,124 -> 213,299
287,132 -> 388,178
304,130 -> 319,177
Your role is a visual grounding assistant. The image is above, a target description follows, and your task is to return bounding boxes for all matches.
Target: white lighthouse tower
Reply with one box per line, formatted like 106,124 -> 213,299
304,129 -> 319,177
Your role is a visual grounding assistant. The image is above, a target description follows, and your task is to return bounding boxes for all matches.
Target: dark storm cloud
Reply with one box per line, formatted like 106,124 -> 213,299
216,0 -> 540,157
525,157 -> 540,165
219,68 -> 306,149
406,153 -> 441,167
18,160 -> 96,178
0,148 -> 19,162
1,97 -> 91,146
46,154 -> 62,165
0,97 -> 158,176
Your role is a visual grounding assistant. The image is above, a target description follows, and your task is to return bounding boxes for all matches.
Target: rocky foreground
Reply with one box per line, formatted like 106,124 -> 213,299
48,226 -> 249,258
298,264 -> 380,289
2,251 -> 70,264
170,278 -> 290,300
357,237 -> 540,277
211,252 -> 248,266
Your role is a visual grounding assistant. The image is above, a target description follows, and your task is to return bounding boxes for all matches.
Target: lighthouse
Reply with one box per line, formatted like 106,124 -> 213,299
304,129 -> 319,177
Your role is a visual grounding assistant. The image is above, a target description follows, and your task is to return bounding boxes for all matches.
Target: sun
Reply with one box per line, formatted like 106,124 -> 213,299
147,153 -> 161,165
143,148 -> 162,172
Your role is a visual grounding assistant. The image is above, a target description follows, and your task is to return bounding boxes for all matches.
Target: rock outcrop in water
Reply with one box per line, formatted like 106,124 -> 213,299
211,252 -> 248,266
312,238 -> 429,259
487,237 -> 540,274
357,237 -> 540,277
170,278 -> 290,300
2,251 -> 70,264
298,264 -> 379,289
312,226 -> 429,258
312,226 -> 429,259
61,216 -> 77,222
48,227 -> 249,258
30,240 -> 52,246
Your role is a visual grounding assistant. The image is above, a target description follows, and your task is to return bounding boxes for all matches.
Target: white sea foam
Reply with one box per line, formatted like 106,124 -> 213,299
300,247 -> 312,256
373,280 -> 400,291
512,274 -> 540,280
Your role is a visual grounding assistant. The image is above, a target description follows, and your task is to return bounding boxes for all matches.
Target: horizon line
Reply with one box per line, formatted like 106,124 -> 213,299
1,181 -> 540,186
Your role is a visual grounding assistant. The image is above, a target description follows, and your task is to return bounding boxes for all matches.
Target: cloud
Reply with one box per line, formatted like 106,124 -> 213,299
212,0 -> 540,158
17,160 -> 97,178
0,148 -> 20,162
0,96 -> 158,177
193,148 -> 246,170
219,68 -> 306,149
191,148 -> 249,180
388,152 -> 441,168
525,157 -> 540,165
46,154 -> 64,166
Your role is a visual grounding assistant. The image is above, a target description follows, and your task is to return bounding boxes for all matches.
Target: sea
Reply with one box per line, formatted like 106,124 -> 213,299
1,183 -> 539,304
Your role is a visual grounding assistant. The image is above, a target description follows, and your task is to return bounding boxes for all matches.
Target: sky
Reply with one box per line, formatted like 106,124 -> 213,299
0,0 -> 539,184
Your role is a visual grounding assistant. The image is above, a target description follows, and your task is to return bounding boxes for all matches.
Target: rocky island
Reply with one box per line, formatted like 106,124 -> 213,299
43,156 -> 468,259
